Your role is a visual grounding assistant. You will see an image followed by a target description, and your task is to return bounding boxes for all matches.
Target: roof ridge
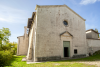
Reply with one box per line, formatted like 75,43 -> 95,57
35,5 -> 86,21
86,29 -> 100,34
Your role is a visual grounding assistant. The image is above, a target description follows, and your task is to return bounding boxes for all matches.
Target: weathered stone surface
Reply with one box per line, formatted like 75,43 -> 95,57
17,26 -> 29,55
87,39 -> 100,54
72,54 -> 86,58
36,56 -> 61,61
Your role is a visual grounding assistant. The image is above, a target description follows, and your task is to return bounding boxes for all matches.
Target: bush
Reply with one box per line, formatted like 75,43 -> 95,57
93,50 -> 100,55
0,50 -> 13,66
0,47 -> 3,51
11,48 -> 17,55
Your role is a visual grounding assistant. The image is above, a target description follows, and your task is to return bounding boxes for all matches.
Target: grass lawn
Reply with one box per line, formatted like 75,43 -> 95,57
4,54 -> 100,67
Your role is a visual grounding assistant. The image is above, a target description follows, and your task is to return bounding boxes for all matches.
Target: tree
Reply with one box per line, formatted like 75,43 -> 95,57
1,42 -> 17,54
0,27 -> 11,48
10,42 -> 17,54
95,28 -> 99,38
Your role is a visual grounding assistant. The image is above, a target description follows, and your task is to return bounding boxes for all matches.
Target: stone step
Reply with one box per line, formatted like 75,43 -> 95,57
27,59 -> 33,62
22,57 -> 33,62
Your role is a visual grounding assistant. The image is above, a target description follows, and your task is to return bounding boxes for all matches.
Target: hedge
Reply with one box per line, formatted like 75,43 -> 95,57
0,50 -> 13,66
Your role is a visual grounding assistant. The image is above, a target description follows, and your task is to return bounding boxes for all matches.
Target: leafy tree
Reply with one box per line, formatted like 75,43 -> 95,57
0,27 -> 11,48
10,42 -> 17,54
1,42 -> 17,54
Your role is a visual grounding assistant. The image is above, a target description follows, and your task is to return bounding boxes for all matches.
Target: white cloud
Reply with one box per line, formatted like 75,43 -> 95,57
80,0 -> 100,5
0,18 -> 7,22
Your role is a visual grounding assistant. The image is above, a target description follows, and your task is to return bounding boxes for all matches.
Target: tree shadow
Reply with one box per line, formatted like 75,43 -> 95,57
4,55 -> 26,66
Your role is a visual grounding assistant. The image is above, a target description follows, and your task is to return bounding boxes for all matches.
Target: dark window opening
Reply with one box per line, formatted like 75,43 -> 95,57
74,49 -> 77,54
63,21 -> 68,26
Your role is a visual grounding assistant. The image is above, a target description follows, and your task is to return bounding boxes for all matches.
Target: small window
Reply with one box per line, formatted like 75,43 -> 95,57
63,21 -> 68,26
74,49 -> 77,54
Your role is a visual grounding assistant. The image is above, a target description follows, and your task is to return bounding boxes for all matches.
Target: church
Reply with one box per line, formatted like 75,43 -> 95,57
17,5 -> 100,62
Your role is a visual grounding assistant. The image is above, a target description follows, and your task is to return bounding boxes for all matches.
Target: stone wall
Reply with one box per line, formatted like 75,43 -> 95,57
17,26 -> 29,55
17,36 -> 24,55
87,39 -> 100,54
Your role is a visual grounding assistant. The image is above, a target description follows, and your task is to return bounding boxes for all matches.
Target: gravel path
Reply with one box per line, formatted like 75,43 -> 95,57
78,61 -> 100,67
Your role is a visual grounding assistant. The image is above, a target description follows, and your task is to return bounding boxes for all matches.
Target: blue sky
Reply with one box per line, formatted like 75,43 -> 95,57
0,0 -> 100,42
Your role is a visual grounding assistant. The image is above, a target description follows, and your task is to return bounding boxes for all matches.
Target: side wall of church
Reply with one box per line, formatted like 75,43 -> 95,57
17,36 -> 26,55
17,27 -> 29,55
17,36 -> 23,55
35,6 -> 87,61
27,16 -> 37,61
27,27 -> 34,59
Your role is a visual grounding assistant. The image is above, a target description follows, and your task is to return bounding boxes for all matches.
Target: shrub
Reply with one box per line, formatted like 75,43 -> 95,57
0,50 -> 13,66
93,50 -> 100,55
0,47 -> 3,51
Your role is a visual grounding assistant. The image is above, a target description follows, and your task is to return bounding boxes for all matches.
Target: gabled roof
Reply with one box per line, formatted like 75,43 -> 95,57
35,5 -> 86,21
86,29 -> 100,34
60,31 -> 73,36
27,12 -> 36,28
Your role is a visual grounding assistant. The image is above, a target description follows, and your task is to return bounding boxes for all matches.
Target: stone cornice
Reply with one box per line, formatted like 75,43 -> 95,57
60,31 -> 73,37
27,12 -> 36,28
35,5 -> 86,21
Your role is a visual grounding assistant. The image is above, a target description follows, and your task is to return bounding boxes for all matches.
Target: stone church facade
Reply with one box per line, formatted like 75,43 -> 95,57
17,5 -> 100,62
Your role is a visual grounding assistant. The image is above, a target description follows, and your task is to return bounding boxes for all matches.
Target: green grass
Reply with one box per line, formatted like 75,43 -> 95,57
4,54 -> 100,67
66,54 -> 100,61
